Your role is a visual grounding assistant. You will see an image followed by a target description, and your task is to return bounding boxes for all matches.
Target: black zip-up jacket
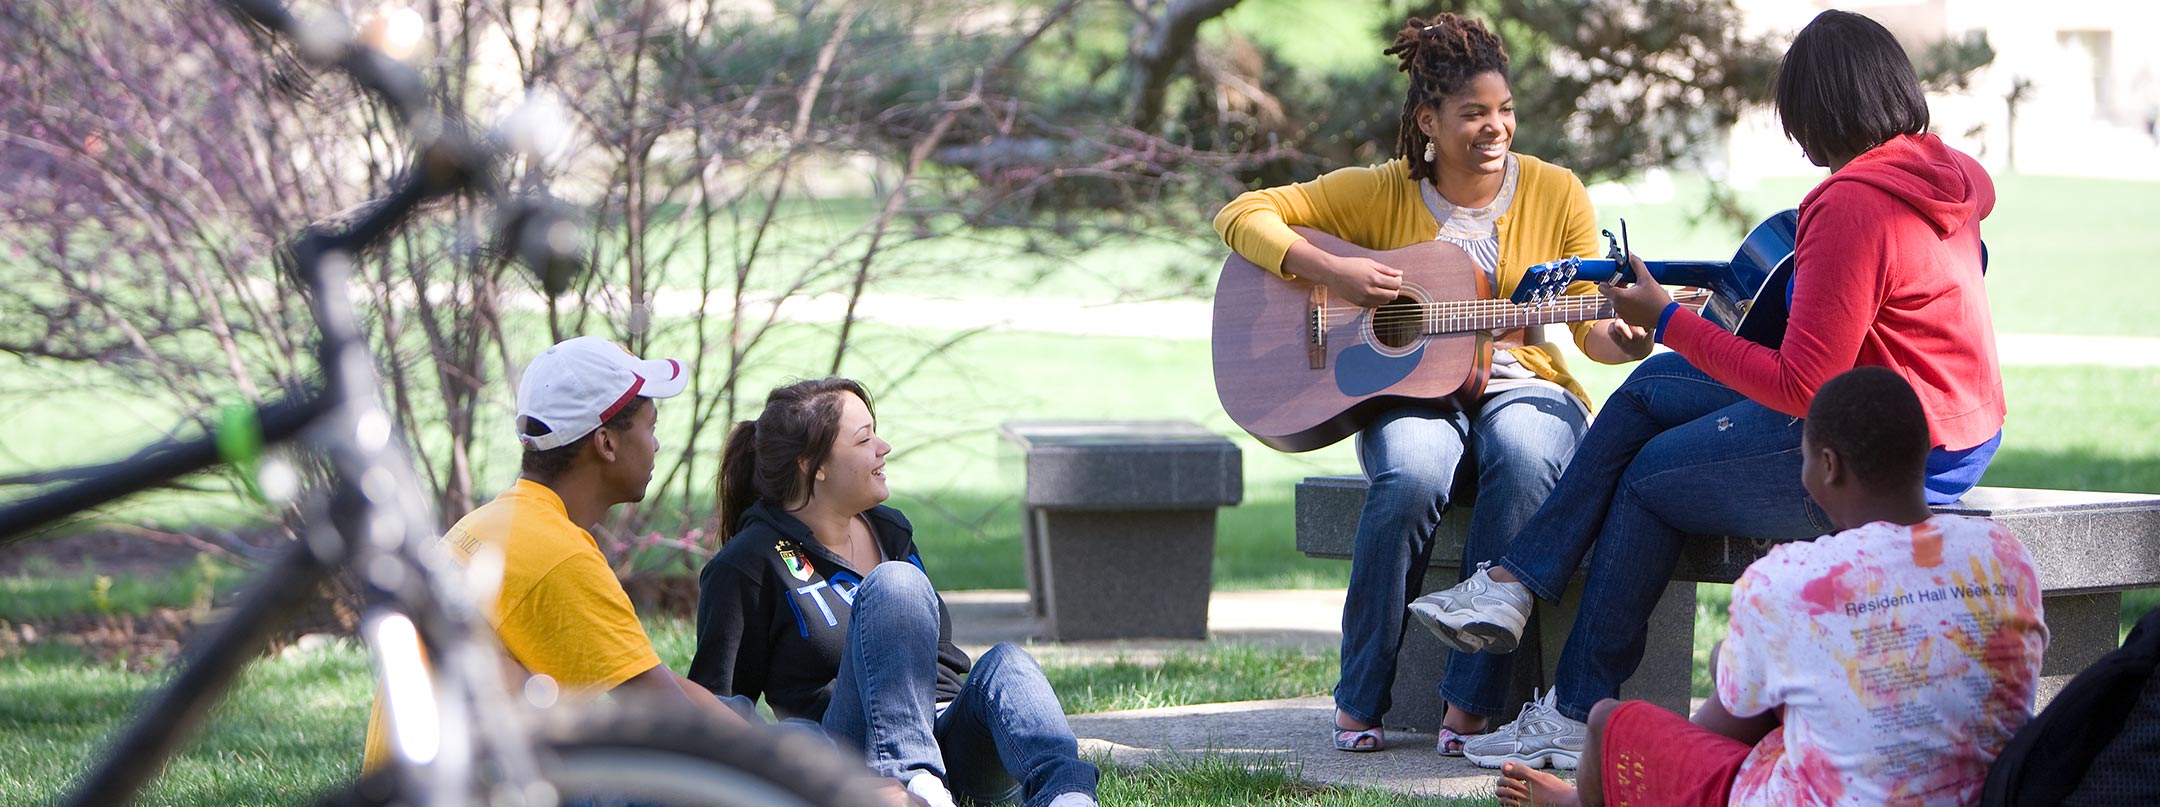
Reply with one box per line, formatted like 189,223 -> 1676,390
687,500 -> 970,721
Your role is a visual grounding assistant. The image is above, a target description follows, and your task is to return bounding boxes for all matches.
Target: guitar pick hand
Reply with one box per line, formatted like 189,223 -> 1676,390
1604,318 -> 1655,359
1285,240 -> 1404,307
1598,252 -> 1675,330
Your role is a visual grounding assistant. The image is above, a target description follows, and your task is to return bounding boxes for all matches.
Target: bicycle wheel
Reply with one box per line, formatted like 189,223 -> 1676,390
324,701 -> 891,807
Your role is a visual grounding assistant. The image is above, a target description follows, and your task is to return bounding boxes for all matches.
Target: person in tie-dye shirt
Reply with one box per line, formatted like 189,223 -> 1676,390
1497,369 -> 2048,807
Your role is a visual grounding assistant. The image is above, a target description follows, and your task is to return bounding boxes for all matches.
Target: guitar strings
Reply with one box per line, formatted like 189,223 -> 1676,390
1320,291 -> 1711,318
1325,293 -> 1712,328
1325,299 -> 1612,322
1349,305 -> 1704,328
1318,298 -> 1606,313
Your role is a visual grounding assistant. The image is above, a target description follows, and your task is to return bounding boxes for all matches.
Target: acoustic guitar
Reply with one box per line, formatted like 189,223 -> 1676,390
1211,227 -> 1712,452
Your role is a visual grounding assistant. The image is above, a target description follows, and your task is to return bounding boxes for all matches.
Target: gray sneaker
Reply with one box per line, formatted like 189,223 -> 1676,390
1408,562 -> 1532,654
1461,689 -> 1585,770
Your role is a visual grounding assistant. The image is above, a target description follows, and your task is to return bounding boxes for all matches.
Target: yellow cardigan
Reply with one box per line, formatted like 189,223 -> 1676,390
1212,154 -> 1608,406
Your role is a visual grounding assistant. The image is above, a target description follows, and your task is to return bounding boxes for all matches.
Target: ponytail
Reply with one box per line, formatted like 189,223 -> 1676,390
717,419 -> 759,544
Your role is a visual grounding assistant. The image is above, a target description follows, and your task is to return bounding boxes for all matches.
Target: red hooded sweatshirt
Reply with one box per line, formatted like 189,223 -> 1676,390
1663,133 -> 2004,450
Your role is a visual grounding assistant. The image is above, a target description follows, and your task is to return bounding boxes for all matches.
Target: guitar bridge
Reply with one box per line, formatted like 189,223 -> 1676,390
1308,286 -> 1327,369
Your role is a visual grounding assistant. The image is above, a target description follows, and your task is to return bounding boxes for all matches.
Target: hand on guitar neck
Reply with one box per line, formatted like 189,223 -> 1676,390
1597,252 -> 1679,332
1283,239 -> 1402,307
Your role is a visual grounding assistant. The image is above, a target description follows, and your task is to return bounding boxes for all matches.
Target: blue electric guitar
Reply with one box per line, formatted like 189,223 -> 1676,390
1510,209 -> 1800,348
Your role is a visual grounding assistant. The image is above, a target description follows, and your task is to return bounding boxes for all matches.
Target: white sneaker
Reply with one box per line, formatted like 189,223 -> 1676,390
1408,562 -> 1532,654
1461,689 -> 1585,770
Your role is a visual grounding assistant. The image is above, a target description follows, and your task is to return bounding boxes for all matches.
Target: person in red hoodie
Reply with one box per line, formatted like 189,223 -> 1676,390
1409,9 -> 2005,777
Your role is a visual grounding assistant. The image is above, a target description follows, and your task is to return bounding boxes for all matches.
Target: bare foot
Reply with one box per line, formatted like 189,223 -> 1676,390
1335,708 -> 1376,731
1497,761 -> 1579,807
874,779 -> 930,807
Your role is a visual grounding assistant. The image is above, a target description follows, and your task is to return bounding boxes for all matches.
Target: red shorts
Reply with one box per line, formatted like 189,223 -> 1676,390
1599,700 -> 1752,807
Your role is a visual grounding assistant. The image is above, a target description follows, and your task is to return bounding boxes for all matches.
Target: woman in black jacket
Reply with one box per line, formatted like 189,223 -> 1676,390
688,378 -> 1099,807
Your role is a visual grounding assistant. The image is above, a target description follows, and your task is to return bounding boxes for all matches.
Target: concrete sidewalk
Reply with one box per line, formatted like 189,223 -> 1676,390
1068,695 -> 1543,800
943,588 -> 1571,800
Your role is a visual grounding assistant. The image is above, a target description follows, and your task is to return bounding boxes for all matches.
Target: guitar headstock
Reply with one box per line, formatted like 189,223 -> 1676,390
1512,256 -> 1581,305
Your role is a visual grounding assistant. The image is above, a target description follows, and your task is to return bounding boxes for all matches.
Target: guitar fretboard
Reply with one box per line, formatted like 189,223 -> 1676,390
1353,291 -> 1710,336
1424,297 -> 1616,334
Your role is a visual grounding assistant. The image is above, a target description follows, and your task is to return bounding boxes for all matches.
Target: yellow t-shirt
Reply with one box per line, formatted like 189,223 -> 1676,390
361,479 -> 662,772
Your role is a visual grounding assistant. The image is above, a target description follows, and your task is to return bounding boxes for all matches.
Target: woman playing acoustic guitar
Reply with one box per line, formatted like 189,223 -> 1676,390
1412,10 -> 2008,793
1212,13 -> 1654,755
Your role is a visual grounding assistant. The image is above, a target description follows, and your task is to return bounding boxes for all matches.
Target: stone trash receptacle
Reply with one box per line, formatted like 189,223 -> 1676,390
1000,420 -> 1243,641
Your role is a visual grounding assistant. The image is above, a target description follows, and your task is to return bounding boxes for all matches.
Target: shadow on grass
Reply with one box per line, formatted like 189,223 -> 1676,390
1097,752 -> 1496,807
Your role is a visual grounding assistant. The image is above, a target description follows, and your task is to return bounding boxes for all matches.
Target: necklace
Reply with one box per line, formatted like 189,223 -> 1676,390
846,514 -> 878,570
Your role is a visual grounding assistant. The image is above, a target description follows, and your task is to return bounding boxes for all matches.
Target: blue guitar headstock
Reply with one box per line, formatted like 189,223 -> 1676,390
1511,256 -> 1581,305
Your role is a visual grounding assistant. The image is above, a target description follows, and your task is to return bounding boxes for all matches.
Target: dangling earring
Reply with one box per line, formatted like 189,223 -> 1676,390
1423,141 -> 1437,163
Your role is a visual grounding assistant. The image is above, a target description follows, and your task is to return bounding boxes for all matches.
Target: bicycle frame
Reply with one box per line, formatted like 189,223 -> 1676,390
0,2 -> 560,804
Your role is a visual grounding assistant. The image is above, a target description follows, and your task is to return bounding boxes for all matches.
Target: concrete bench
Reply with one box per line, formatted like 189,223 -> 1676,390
1296,474 -> 2160,732
1001,421 -> 1242,640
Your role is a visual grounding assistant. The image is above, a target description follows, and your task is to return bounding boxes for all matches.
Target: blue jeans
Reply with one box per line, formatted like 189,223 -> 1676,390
1494,353 -> 1832,721
1335,383 -> 1588,725
821,562 -> 1098,807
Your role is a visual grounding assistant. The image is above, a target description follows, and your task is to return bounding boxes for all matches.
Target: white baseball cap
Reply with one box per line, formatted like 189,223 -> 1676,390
515,336 -> 688,451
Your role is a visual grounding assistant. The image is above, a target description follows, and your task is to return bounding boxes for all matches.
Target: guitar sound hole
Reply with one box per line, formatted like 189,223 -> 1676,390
1372,295 -> 1422,349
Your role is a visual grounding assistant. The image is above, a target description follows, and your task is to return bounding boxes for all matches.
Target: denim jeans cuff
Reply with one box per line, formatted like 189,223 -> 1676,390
1555,698 -> 1593,723
1494,555 -> 1562,604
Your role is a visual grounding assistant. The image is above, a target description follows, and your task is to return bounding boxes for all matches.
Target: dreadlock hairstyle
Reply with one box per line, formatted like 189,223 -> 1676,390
716,377 -> 874,543
1384,13 -> 1511,184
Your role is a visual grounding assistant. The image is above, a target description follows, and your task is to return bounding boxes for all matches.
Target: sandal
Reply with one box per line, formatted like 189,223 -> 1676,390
1332,724 -> 1386,752
1435,726 -> 1488,757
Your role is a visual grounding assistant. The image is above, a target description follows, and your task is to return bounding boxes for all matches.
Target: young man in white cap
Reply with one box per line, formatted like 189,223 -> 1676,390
363,336 -> 736,773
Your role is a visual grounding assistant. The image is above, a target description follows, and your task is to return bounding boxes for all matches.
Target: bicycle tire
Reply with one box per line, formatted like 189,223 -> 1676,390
322,700 -> 892,807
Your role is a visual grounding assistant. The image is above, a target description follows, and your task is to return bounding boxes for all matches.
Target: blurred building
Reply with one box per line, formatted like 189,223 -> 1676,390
1726,0 -> 2160,181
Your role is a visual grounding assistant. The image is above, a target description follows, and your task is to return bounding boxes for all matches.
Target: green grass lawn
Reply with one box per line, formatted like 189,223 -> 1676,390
0,620 -> 1357,806
0,642 -> 375,806
1101,757 -> 1494,807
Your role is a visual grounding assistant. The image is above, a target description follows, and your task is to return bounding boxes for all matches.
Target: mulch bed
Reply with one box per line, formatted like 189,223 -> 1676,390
0,609 -> 195,671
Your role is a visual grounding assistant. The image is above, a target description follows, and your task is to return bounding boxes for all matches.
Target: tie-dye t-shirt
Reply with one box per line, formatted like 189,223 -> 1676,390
1717,515 -> 2049,807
